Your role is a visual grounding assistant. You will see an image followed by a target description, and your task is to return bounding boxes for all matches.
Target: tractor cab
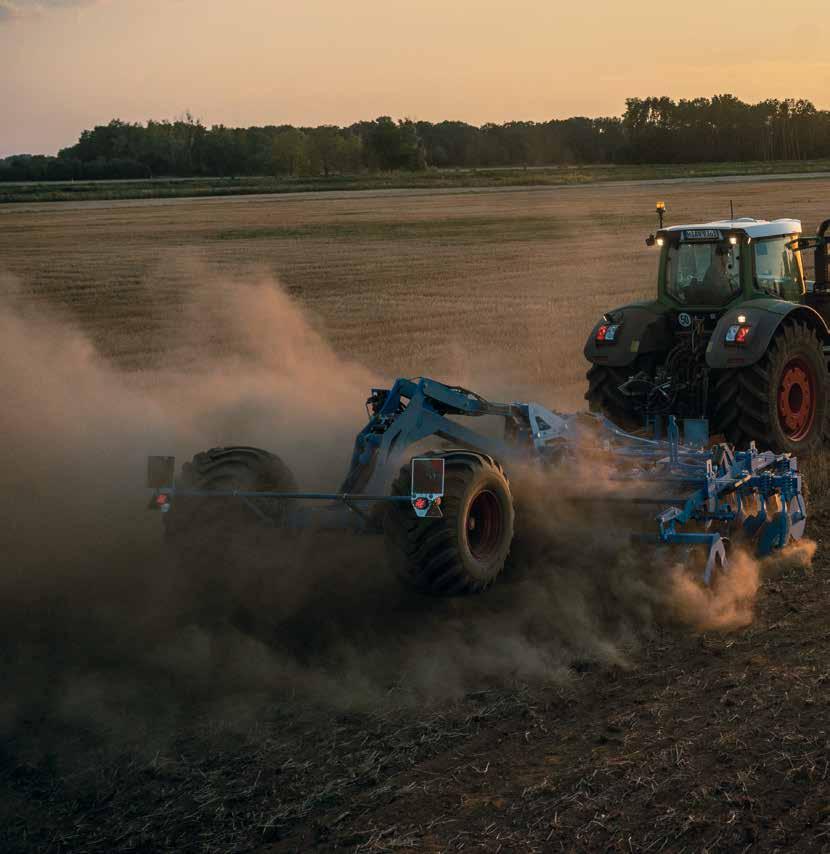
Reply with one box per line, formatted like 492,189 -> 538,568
653,217 -> 804,311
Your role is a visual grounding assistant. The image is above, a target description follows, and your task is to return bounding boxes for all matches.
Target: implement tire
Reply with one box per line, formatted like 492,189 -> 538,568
164,446 -> 297,624
585,362 -> 644,431
384,452 -> 514,595
717,321 -> 828,454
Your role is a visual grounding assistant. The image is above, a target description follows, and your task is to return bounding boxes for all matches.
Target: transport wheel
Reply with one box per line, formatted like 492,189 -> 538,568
384,452 -> 514,595
716,321 -> 828,454
164,446 -> 297,625
585,360 -> 648,431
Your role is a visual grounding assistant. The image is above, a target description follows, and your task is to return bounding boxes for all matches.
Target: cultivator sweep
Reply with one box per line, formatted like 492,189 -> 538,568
588,416 -> 805,582
148,377 -> 807,596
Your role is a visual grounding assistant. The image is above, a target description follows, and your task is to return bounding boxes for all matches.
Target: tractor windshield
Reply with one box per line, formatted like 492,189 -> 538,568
665,239 -> 741,306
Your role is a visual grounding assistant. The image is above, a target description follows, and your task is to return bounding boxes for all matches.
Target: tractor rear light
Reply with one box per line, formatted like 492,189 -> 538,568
596,324 -> 608,341
413,497 -> 429,511
726,324 -> 751,344
596,323 -> 619,343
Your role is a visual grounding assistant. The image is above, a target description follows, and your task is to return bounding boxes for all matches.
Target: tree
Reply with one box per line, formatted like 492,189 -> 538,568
364,117 -> 422,171
9,96 -> 830,185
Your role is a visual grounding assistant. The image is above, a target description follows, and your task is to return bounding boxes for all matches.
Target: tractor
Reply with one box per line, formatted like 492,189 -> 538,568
584,207 -> 830,454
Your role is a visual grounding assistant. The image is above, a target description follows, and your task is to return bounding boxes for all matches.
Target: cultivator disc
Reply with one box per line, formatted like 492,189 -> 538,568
569,415 -> 807,584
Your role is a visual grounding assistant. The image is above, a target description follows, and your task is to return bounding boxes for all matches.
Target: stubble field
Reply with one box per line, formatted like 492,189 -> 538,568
5,177 -> 830,407
2,177 -> 830,853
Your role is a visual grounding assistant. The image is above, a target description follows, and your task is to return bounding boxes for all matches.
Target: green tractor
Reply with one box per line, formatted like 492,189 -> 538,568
585,204 -> 830,453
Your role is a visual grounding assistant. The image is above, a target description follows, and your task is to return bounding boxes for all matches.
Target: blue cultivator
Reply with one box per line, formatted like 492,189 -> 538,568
148,377 -> 807,595
593,416 -> 806,582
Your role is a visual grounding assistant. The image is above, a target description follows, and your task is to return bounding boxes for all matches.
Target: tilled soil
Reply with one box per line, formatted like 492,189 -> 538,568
2,508 -> 828,854
269,530 -> 830,853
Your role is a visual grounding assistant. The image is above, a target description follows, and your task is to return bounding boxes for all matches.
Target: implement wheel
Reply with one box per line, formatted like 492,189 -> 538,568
164,446 -> 297,625
716,321 -> 828,454
384,452 -> 514,595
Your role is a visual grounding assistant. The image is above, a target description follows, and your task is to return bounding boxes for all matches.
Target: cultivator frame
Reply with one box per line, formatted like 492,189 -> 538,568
602,417 -> 806,582
148,377 -> 807,586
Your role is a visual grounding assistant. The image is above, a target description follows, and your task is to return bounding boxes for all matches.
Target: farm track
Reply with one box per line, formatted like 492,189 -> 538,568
2,177 -> 830,852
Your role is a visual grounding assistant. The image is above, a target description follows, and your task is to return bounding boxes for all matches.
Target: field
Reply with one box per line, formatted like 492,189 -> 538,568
2,176 -> 830,852
4,158 -> 830,204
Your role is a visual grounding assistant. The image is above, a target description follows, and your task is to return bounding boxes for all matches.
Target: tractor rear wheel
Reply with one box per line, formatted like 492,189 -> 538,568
164,446 -> 297,626
716,321 -> 828,454
384,452 -> 514,595
585,361 -> 647,431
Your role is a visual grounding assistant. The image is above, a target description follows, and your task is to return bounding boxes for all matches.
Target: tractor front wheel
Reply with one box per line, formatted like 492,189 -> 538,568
717,321 -> 828,454
384,452 -> 514,595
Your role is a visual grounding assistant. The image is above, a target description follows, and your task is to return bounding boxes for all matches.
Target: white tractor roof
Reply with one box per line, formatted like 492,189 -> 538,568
664,217 -> 801,239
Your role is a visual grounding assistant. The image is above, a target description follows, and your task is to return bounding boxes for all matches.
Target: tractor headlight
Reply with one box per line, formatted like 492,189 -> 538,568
725,324 -> 751,344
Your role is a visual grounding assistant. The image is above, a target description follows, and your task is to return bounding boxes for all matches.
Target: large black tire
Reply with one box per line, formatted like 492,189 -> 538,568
383,452 -> 514,595
164,446 -> 297,625
713,321 -> 828,454
585,361 -> 646,431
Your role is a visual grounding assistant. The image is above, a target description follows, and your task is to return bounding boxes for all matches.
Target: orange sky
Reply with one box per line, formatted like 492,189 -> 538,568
2,0 -> 828,156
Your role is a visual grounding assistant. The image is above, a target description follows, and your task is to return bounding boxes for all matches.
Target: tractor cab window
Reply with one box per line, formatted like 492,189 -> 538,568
753,236 -> 803,299
665,239 -> 741,306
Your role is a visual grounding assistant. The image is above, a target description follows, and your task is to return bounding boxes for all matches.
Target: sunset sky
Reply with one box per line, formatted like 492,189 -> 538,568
2,0 -> 828,157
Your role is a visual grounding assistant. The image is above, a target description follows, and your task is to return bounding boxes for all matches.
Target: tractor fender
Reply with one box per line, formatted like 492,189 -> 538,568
706,300 -> 830,370
584,303 -> 673,368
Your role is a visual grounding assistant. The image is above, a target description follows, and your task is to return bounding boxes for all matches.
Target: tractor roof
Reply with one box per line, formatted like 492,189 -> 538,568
664,217 -> 801,239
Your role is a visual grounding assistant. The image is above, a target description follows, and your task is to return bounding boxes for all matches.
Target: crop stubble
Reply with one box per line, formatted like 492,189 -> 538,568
3,177 -> 829,408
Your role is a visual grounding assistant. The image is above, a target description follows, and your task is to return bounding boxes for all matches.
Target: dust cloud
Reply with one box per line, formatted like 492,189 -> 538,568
667,535 -> 817,632
0,267 -> 815,749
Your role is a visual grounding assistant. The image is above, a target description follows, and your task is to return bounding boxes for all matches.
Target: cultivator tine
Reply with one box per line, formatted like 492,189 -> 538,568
703,537 -> 728,586
581,414 -> 807,585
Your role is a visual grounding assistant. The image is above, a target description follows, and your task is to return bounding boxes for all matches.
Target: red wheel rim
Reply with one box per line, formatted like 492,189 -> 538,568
465,490 -> 502,560
777,357 -> 816,441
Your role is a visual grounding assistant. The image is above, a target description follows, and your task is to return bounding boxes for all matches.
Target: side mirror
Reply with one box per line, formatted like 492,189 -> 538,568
646,234 -> 656,247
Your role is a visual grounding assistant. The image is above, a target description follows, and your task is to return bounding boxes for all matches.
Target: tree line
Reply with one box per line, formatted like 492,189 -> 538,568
3,95 -> 829,182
